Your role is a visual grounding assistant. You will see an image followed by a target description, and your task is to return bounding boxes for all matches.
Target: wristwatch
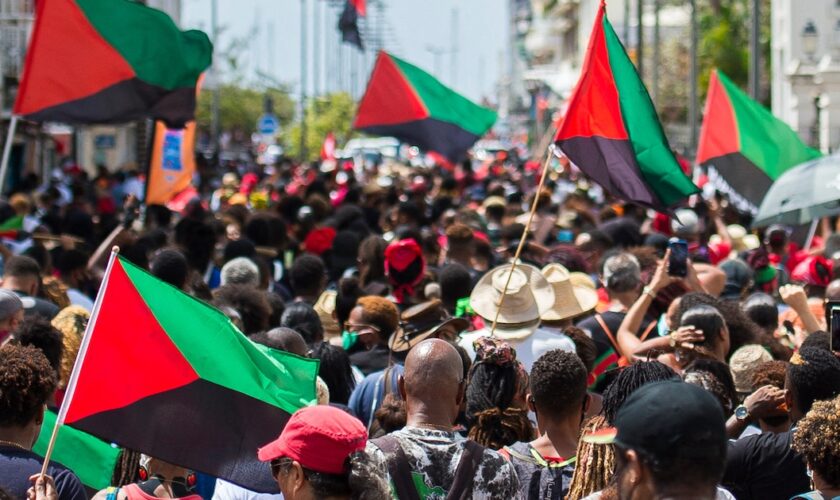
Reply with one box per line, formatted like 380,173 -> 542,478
734,405 -> 751,421
642,285 -> 657,299
669,332 -> 678,348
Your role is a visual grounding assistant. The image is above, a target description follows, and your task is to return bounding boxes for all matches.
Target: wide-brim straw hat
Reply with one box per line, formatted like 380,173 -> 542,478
470,263 -> 555,339
541,263 -> 599,322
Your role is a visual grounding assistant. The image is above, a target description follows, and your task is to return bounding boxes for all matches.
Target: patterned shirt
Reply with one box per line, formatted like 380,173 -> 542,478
366,426 -> 522,499
500,442 -> 575,500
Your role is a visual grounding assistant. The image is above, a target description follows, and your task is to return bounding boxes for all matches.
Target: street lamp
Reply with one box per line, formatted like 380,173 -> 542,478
834,19 -> 840,51
802,21 -> 819,61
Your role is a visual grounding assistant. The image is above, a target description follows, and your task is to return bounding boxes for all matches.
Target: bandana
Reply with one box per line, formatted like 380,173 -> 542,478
791,256 -> 832,287
472,336 -> 517,367
455,297 -> 474,318
303,227 -> 337,256
384,238 -> 424,272
384,239 -> 426,303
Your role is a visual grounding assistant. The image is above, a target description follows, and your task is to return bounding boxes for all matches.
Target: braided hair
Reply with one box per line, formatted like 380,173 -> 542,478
110,449 -> 142,487
566,415 -> 616,499
465,340 -> 533,449
601,361 -> 679,424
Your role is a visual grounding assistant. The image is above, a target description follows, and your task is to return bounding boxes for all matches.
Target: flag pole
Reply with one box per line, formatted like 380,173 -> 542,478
0,115 -> 20,196
39,246 -> 121,478
489,146 -> 554,337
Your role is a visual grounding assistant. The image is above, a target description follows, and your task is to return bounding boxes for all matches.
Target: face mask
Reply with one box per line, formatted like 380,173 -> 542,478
342,330 -> 359,350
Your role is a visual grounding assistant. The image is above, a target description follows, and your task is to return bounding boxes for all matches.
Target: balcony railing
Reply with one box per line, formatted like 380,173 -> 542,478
0,23 -> 29,78
0,0 -> 33,21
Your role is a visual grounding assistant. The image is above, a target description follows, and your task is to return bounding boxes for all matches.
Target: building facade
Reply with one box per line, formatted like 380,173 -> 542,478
772,0 -> 840,152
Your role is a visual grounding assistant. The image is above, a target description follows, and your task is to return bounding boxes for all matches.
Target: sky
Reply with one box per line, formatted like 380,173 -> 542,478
182,0 -> 509,103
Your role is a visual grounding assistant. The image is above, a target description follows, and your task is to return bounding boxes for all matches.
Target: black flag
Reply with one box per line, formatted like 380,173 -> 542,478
338,0 -> 365,50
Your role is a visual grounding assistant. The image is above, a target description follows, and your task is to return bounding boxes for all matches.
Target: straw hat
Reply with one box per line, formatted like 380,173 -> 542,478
729,344 -> 773,394
569,272 -> 597,291
313,290 -> 340,340
470,264 -> 555,340
541,264 -> 599,322
388,300 -> 470,352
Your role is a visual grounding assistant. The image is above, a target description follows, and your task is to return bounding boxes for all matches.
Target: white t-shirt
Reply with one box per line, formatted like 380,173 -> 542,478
582,486 -> 735,500
212,479 -> 283,500
67,288 -> 94,311
459,327 -> 576,372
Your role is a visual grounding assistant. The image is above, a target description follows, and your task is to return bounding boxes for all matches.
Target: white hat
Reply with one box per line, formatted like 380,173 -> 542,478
671,208 -> 700,237
470,264 -> 555,340
541,264 -> 599,322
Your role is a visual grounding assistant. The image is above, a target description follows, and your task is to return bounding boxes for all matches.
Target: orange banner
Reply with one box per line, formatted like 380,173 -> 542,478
145,121 -> 196,206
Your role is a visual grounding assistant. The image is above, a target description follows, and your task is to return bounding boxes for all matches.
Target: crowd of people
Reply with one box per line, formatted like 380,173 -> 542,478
1,154 -> 840,500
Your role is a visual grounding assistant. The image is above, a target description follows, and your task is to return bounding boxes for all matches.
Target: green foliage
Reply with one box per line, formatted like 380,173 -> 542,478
195,85 -> 295,135
282,92 -> 357,161
649,0 -> 772,132
697,0 -> 750,101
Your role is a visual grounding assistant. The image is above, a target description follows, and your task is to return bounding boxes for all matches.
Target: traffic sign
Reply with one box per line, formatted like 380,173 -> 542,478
257,114 -> 279,135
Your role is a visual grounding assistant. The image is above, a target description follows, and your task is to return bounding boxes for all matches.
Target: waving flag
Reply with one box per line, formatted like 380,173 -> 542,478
697,69 -> 821,214
14,0 -> 211,127
55,252 -> 319,492
339,0 -> 365,50
554,1 -> 698,211
354,51 -> 497,162
33,409 -> 120,490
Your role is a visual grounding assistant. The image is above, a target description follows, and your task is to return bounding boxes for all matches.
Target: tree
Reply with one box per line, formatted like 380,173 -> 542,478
195,85 -> 295,136
282,92 -> 356,161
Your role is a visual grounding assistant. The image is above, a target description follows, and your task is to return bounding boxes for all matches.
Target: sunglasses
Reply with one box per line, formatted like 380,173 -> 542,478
345,323 -> 381,335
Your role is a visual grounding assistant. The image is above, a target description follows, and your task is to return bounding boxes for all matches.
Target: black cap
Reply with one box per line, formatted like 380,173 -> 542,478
614,381 -> 726,462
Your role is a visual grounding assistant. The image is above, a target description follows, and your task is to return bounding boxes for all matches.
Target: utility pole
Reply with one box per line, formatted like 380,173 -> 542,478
689,0 -> 699,154
636,0 -> 644,79
313,0 -> 321,97
210,0 -> 220,156
652,0 -> 660,104
299,0 -> 308,162
268,22 -> 275,80
749,0 -> 760,99
427,45 -> 446,77
450,8 -> 459,87
623,0 -> 630,45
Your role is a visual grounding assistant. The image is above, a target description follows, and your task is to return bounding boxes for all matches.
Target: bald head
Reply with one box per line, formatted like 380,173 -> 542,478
403,339 -> 463,401
250,327 -> 308,357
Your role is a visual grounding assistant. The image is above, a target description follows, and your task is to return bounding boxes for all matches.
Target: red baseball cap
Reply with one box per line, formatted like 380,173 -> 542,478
257,405 -> 367,475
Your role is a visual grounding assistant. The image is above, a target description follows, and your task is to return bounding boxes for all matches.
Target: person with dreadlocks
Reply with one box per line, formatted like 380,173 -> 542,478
465,337 -> 533,450
567,361 -> 679,500
791,394 -> 840,499
566,415 -> 614,500
500,349 -> 588,499
601,361 -> 680,425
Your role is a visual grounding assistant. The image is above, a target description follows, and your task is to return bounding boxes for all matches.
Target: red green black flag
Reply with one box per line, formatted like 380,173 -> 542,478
339,0 -> 366,50
554,1 -> 698,212
14,0 -> 212,127
697,69 -> 822,214
355,51 -> 497,162
56,253 -> 318,493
